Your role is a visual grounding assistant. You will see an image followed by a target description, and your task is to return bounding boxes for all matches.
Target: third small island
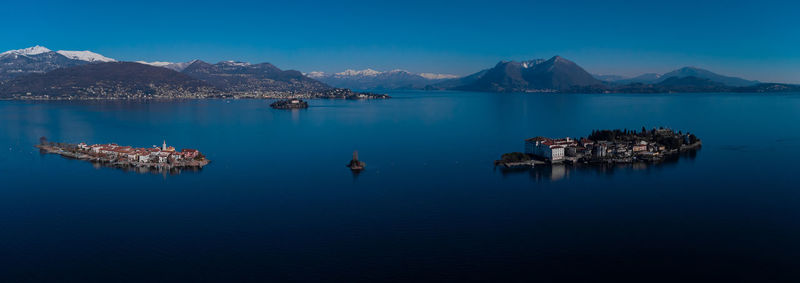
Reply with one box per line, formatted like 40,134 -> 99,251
270,99 -> 309,109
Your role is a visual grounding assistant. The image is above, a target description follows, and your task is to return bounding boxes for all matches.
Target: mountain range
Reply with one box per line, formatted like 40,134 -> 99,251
0,62 -> 214,98
601,67 -> 760,87
0,46 -> 385,99
425,56 -> 795,93
136,61 -> 195,72
306,69 -> 457,90
0,45 -> 114,81
180,60 -> 331,93
1,45 -> 797,99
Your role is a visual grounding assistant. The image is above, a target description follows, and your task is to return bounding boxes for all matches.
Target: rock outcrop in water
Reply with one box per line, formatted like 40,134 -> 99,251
347,151 -> 366,171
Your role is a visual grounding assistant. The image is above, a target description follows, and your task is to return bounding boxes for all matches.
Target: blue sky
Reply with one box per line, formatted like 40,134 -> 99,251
2,0 -> 799,82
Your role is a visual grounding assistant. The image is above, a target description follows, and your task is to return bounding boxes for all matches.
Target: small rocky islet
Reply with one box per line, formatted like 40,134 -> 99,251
347,151 -> 366,172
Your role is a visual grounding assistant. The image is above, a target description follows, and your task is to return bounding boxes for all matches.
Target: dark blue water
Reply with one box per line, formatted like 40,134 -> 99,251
2,91 -> 800,281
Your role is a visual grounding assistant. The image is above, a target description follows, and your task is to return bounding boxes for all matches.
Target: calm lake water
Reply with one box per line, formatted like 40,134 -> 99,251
2,91 -> 800,281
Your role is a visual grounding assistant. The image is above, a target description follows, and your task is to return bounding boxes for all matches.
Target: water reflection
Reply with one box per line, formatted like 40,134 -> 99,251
499,148 -> 700,181
108,161 -> 203,176
351,168 -> 362,180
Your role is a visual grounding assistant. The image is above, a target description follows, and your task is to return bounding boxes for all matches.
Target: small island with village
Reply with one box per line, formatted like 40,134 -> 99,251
35,138 -> 209,170
495,127 -> 701,168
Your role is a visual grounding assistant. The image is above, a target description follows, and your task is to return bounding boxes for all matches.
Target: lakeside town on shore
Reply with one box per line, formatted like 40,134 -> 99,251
35,139 -> 209,170
495,127 -> 701,168
2,89 -> 391,101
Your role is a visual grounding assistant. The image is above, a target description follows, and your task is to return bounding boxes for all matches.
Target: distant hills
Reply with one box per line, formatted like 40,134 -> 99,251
0,45 -> 797,98
136,61 -> 195,72
604,73 -> 662,84
0,62 -> 214,98
426,56 -> 797,93
0,46 -> 388,99
307,69 -> 457,90
601,67 -> 759,87
181,60 -> 330,93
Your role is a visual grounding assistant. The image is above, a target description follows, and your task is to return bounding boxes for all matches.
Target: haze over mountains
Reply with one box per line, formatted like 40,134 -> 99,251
599,67 -> 759,87
181,60 -> 331,93
426,56 -> 794,93
1,45 -> 797,99
306,69 -> 457,90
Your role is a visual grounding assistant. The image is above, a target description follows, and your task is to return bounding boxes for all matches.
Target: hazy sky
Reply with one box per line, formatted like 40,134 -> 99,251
2,0 -> 799,82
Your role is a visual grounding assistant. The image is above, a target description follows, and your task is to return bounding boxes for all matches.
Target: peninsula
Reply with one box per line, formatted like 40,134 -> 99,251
495,127 -> 701,168
36,140 -> 209,170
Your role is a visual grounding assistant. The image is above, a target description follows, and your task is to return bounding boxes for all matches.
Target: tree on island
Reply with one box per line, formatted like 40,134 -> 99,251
39,136 -> 48,145
500,152 -> 531,162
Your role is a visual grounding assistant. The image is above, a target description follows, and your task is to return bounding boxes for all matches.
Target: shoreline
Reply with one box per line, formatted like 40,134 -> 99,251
0,94 -> 391,101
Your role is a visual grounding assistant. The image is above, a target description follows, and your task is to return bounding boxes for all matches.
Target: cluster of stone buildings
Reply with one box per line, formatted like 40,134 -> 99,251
77,140 -> 199,164
524,130 -> 695,164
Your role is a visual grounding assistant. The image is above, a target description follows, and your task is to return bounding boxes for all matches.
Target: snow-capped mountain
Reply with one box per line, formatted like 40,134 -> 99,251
305,71 -> 327,78
419,73 -> 459,80
0,46 -> 86,81
0,45 -> 53,57
307,68 -> 460,90
0,45 -> 121,81
335,69 -> 383,77
56,50 -> 115,63
219,60 -> 251,67
438,56 -> 603,92
136,60 -> 196,72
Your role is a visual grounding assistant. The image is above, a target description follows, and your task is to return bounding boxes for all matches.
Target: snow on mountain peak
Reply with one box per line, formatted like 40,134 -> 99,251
221,60 -> 250,67
57,50 -> 116,62
336,69 -> 382,77
419,73 -> 459,80
387,69 -> 411,74
305,71 -> 326,78
1,45 -> 53,57
136,61 -> 173,67
322,68 -> 459,80
136,61 -> 194,71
